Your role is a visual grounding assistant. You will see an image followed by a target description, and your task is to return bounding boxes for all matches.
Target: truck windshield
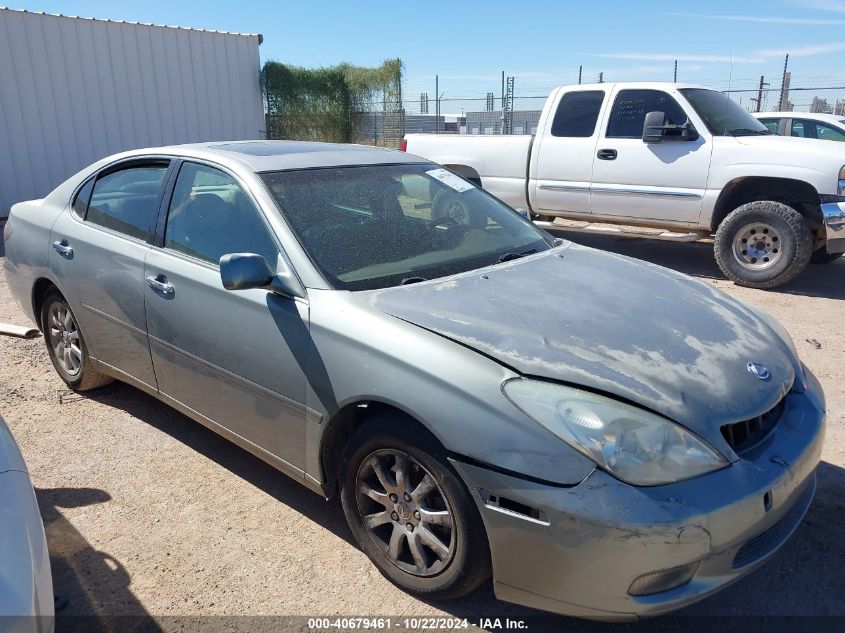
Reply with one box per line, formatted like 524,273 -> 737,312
260,164 -> 553,291
680,88 -> 770,136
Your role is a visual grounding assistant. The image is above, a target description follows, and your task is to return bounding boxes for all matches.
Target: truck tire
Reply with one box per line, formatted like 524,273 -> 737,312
714,201 -> 813,289
810,249 -> 843,265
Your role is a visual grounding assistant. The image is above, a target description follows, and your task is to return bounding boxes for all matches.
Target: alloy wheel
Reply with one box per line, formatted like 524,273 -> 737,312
355,449 -> 456,577
47,302 -> 82,376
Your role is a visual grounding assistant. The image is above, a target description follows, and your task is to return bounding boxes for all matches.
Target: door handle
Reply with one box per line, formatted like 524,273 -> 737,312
597,149 -> 618,160
146,274 -> 175,296
52,240 -> 74,257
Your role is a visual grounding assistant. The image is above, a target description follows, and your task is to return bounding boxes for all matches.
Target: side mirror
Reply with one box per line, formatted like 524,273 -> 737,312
643,111 -> 667,143
643,111 -> 699,143
219,253 -> 305,298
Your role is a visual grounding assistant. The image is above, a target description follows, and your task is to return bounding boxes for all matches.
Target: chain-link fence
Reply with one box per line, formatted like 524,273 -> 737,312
271,83 -> 845,148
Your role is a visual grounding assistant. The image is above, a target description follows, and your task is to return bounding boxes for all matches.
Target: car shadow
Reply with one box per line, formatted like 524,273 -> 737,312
84,384 -> 355,547
36,485 -> 164,632
550,231 -> 845,301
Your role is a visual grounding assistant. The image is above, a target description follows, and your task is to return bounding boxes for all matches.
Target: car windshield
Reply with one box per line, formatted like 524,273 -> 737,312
680,88 -> 770,136
260,163 -> 553,291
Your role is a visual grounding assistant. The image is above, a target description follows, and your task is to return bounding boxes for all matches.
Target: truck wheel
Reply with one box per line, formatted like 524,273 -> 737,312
714,201 -> 813,289
810,249 -> 843,265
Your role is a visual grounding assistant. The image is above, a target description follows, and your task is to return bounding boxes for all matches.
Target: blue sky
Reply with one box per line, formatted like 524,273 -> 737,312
8,0 -> 845,102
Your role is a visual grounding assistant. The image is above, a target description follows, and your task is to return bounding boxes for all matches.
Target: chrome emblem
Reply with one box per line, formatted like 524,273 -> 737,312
747,362 -> 771,381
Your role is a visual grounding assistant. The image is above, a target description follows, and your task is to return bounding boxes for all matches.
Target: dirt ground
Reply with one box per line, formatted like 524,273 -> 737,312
0,232 -> 843,632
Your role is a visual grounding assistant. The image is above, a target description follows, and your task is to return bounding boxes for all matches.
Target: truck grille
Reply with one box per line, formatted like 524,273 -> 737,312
720,397 -> 786,454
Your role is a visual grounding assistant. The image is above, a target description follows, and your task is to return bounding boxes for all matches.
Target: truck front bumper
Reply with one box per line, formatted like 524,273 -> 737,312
820,200 -> 845,254
451,368 -> 826,621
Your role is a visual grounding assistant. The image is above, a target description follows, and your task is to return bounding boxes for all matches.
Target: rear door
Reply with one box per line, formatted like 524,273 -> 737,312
590,87 -> 711,224
532,87 -> 606,215
143,160 -> 310,473
49,159 -> 171,390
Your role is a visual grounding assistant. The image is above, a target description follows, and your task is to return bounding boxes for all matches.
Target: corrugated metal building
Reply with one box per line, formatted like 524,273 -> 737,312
0,8 -> 265,217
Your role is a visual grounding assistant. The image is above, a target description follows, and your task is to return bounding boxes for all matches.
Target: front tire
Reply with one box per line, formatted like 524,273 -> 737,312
340,415 -> 491,600
41,290 -> 113,391
714,201 -> 813,289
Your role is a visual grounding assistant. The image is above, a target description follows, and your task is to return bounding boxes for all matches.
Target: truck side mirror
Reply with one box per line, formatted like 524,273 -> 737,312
643,111 -> 667,143
643,112 -> 700,143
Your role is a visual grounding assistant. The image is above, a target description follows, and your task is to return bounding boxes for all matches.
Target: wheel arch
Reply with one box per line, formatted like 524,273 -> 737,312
712,177 -> 821,231
31,277 -> 61,327
319,399 -> 443,498
442,164 -> 482,186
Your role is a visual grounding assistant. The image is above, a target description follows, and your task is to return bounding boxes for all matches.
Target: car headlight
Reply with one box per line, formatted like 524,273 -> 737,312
839,164 -> 845,196
503,379 -> 728,486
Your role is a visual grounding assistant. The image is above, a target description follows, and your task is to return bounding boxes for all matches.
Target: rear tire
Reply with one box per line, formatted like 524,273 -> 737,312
41,289 -> 113,391
339,414 -> 491,600
714,201 -> 813,289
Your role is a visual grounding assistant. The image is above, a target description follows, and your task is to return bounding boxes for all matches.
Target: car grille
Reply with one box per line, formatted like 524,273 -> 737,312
732,479 -> 814,569
721,396 -> 787,454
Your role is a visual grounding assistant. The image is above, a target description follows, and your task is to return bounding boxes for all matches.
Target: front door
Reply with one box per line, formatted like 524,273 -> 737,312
590,87 -> 712,224
143,161 -> 310,472
49,160 -> 171,389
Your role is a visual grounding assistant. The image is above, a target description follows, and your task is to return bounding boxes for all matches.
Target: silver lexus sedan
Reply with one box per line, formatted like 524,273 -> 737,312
3,141 -> 825,620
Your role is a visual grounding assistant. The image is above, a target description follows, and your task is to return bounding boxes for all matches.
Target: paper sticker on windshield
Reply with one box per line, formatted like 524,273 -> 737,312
426,168 -> 475,193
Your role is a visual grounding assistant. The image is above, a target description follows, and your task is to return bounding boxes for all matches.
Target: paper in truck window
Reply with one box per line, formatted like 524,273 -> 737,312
425,168 -> 475,192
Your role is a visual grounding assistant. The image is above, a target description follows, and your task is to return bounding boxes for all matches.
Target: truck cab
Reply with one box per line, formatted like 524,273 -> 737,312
404,82 -> 845,289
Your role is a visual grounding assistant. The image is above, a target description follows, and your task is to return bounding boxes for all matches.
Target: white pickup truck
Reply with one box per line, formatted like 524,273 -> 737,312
402,82 -> 845,288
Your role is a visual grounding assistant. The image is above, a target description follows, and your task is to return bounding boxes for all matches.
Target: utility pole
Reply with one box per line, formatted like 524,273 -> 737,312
751,75 -> 769,112
779,54 -> 790,112
674,60 -> 678,82
501,70 -> 505,116
435,75 -> 439,134
578,65 -> 582,85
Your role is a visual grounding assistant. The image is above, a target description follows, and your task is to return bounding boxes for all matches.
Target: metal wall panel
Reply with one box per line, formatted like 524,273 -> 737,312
0,9 -> 264,216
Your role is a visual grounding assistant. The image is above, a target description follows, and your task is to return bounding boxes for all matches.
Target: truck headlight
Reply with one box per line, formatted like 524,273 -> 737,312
503,379 -> 728,486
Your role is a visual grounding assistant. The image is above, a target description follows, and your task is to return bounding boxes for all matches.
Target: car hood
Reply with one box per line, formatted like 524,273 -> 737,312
366,243 -> 797,439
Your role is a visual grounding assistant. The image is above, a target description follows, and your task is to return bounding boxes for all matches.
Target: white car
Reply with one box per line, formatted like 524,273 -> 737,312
0,415 -> 54,632
754,112 -> 845,142
403,82 -> 845,288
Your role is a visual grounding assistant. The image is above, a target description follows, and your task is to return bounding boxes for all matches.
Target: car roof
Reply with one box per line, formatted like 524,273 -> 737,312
114,140 -> 427,172
754,112 -> 845,124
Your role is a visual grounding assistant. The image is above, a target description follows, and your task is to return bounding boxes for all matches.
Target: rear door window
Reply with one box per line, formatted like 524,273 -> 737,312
87,164 -> 169,240
606,89 -> 688,139
550,91 -> 605,137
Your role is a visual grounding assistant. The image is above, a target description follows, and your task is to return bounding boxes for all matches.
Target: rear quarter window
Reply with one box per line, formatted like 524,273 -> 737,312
550,91 -> 605,137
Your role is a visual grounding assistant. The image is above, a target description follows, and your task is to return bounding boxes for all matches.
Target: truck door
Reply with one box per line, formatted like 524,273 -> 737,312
590,87 -> 711,224
531,88 -> 606,216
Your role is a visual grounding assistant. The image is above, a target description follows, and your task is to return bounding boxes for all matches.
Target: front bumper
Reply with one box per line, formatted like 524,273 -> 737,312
452,369 -> 826,621
820,200 -> 845,254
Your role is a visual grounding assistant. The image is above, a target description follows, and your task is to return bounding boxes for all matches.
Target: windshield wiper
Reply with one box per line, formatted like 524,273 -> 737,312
728,128 -> 770,136
496,248 -> 537,264
401,276 -> 427,285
